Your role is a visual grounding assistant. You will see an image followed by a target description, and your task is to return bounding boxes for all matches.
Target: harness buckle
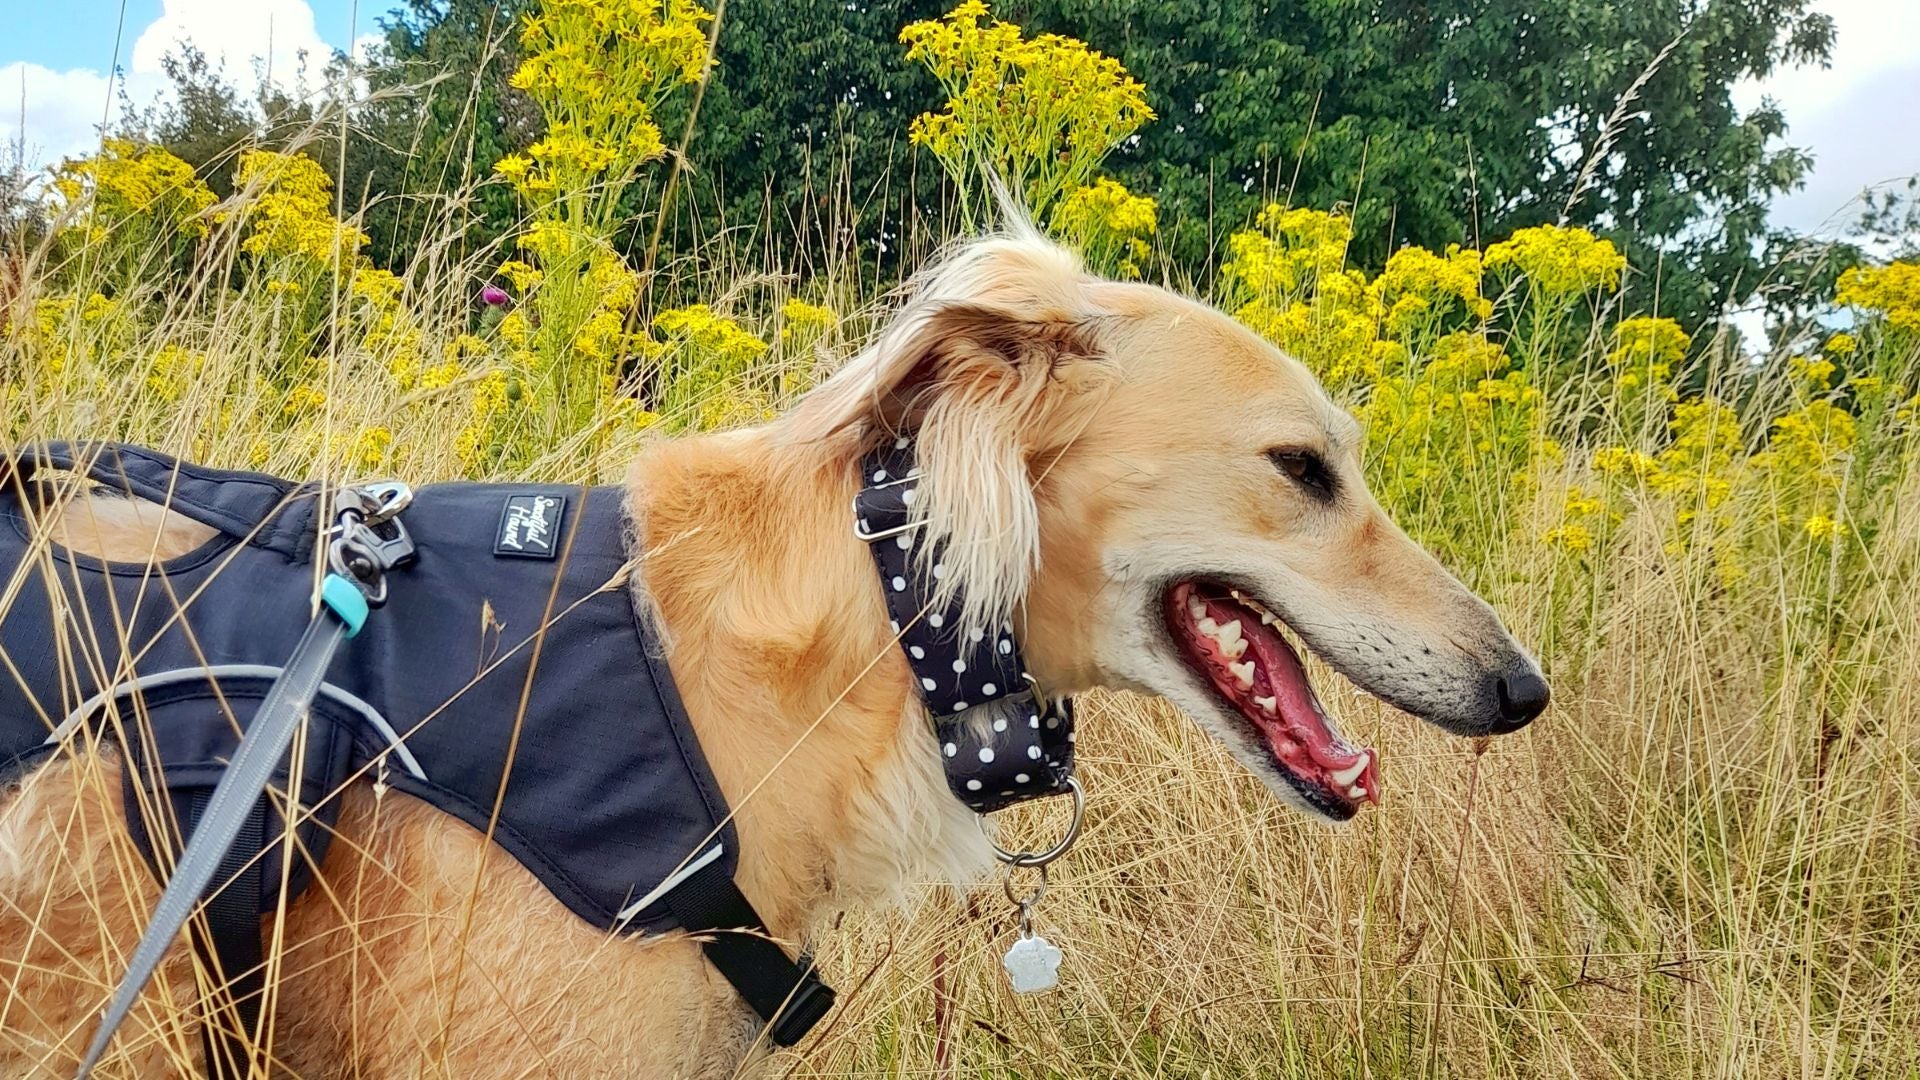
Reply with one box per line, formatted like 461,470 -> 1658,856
767,963 -> 837,1048
852,510 -> 924,542
356,480 -> 413,525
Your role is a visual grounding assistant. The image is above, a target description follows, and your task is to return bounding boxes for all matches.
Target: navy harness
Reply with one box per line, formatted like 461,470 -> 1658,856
0,438 -> 1079,1071
0,442 -> 830,1067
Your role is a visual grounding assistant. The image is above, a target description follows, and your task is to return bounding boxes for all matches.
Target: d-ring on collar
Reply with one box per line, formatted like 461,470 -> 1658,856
853,434 -> 1077,814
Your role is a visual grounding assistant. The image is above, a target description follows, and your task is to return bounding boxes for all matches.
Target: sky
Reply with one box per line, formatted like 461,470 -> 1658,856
2,0 -> 1917,245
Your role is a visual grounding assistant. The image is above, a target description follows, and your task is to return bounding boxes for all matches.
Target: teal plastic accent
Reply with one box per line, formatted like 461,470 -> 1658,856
321,573 -> 370,637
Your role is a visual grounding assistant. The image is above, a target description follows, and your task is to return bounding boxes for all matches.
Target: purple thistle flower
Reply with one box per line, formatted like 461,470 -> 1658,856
480,284 -> 511,307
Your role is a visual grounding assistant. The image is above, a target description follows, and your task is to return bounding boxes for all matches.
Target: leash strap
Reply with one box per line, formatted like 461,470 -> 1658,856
75,484 -> 416,1079
663,859 -> 836,1047
76,614 -> 348,1078
853,437 -> 1076,814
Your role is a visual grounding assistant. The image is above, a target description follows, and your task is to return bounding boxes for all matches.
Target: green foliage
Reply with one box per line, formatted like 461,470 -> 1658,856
346,0 -> 543,266
1019,0 -> 1831,330
680,0 -> 949,271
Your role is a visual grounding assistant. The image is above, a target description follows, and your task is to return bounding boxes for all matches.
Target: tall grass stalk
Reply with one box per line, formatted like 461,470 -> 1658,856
3,8 -> 1917,1076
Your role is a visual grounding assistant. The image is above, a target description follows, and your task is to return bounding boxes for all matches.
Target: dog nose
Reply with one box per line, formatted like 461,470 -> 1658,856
1494,671 -> 1551,729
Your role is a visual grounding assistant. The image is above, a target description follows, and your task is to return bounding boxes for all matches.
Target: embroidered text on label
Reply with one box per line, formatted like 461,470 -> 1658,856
495,494 -> 567,558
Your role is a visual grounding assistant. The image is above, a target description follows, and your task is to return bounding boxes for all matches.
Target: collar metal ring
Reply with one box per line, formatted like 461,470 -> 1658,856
989,776 -> 1084,869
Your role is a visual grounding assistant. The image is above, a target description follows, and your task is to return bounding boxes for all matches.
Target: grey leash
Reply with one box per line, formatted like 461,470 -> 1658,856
75,483 -> 415,1079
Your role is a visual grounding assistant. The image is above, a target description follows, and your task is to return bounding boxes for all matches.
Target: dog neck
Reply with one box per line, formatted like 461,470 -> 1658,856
623,427 -> 993,938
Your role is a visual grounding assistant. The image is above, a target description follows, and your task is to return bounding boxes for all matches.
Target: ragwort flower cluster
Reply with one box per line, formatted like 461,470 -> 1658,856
901,1 -> 1154,218
497,0 -> 711,202
1052,178 -> 1157,278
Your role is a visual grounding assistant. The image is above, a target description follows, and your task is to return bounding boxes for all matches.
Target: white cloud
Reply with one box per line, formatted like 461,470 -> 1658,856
0,62 -> 125,167
1733,0 -> 1920,117
130,0 -> 338,97
2,0 -> 342,171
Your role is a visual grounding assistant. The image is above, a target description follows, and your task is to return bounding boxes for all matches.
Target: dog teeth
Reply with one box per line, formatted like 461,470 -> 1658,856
1187,595 -> 1207,620
1260,611 -> 1278,626
1347,784 -> 1367,800
1197,617 -> 1218,635
1253,695 -> 1277,713
1228,661 -> 1255,687
1215,620 -> 1246,658
1329,753 -> 1369,787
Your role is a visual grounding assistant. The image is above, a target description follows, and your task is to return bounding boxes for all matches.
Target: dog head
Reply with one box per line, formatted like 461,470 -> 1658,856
786,225 -> 1548,823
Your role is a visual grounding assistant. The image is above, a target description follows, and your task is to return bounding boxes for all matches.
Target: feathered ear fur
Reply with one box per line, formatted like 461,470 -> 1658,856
780,233 -> 1099,636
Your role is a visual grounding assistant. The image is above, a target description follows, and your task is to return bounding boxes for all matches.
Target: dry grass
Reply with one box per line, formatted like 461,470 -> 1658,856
3,125 -> 1918,1079
789,515 -> 1919,1079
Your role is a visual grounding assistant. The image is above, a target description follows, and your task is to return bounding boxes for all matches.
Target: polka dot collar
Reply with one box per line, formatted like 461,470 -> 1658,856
854,436 -> 1077,814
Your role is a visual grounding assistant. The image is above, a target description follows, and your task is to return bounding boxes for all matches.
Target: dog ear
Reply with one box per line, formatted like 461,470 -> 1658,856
783,299 -> 1093,447
873,301 -> 1093,432
785,299 -> 1094,634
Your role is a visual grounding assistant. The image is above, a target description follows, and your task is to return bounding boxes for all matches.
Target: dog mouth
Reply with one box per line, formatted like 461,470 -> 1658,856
1164,581 -> 1379,820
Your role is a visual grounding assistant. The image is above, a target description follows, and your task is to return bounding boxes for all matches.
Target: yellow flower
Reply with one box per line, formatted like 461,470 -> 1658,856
901,2 -> 1154,216
1562,487 -> 1606,518
1788,355 -> 1836,390
1540,523 -> 1594,554
232,150 -> 369,265
497,0 -> 711,200
1485,225 -> 1626,295
778,298 -> 837,349
1835,260 -> 1920,332
1802,514 -> 1846,541
1372,244 -> 1487,337
353,268 -> 406,308
419,361 -> 463,390
650,304 -> 770,426
1609,316 -> 1689,385
445,334 -> 490,362
1592,446 -> 1660,480
497,260 -> 543,293
352,427 -> 393,470
52,139 -> 216,240
1053,178 -> 1157,276
284,382 -> 328,416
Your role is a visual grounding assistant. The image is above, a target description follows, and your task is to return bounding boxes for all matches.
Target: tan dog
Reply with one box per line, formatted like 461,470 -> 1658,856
0,222 -> 1546,1077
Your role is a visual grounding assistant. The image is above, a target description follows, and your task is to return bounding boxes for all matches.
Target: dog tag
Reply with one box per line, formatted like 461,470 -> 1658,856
1002,930 -> 1063,993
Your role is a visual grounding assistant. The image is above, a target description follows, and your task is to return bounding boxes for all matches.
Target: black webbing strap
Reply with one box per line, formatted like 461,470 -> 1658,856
663,860 -> 835,1047
181,792 -> 266,1080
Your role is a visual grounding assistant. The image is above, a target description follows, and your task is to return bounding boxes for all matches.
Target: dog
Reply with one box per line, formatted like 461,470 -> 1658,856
0,218 -> 1547,1077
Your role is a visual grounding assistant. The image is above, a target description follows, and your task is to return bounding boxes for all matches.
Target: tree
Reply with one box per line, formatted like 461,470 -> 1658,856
1009,0 -> 1833,331
672,0 -> 950,274
342,0 -> 543,268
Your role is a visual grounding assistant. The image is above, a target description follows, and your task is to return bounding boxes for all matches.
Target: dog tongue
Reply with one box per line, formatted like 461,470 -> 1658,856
1240,608 -> 1378,796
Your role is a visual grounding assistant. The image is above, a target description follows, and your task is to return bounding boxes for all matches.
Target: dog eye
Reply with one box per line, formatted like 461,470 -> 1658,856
1267,449 -> 1336,500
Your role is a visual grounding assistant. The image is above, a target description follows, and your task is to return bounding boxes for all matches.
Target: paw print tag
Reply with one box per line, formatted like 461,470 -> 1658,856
1001,930 -> 1063,993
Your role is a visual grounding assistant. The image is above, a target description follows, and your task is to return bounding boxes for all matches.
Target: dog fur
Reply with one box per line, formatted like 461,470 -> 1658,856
0,224 -> 1545,1077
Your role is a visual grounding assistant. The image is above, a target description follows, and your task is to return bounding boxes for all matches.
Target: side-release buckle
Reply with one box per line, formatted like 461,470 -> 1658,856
768,960 -> 837,1047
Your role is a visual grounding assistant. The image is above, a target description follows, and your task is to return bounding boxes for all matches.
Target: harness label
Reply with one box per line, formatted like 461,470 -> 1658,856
495,494 -> 567,559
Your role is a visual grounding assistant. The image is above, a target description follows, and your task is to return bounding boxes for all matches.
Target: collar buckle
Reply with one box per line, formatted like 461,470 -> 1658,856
851,472 -> 926,541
